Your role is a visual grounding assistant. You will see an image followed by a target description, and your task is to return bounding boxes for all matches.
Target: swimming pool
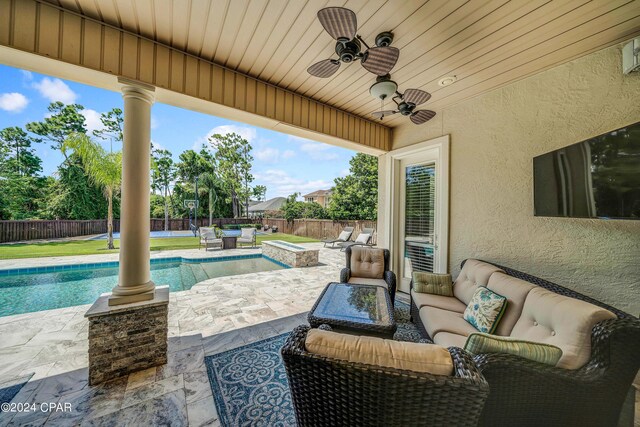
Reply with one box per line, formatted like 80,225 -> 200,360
0,255 -> 287,317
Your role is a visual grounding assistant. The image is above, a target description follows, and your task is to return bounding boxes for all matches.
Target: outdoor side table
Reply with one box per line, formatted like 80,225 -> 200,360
222,236 -> 237,250
308,282 -> 397,338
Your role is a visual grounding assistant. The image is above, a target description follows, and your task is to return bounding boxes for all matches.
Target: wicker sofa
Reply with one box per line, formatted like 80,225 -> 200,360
282,324 -> 490,427
410,259 -> 640,427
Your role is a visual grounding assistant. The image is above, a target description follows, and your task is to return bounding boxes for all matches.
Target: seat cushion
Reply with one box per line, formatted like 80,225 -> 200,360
510,287 -> 616,370
305,329 -> 453,375
350,247 -> 384,279
453,259 -> 504,305
463,287 -> 508,334
433,332 -> 468,349
486,272 -> 536,336
411,289 -> 466,313
420,306 -> 478,338
464,333 -> 563,366
348,277 -> 388,289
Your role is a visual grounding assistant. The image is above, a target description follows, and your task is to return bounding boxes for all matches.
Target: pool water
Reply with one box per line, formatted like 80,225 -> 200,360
0,256 -> 285,317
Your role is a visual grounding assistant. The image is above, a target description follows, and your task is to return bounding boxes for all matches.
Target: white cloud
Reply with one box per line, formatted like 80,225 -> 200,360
282,150 -> 296,159
151,115 -> 159,129
0,92 -> 29,113
32,77 -> 78,104
20,70 -> 33,82
299,141 -> 339,161
81,109 -> 105,134
254,169 -> 332,198
254,147 -> 297,163
193,124 -> 257,151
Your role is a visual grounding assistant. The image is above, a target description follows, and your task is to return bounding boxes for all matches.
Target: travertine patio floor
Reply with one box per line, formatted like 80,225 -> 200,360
0,243 -> 351,426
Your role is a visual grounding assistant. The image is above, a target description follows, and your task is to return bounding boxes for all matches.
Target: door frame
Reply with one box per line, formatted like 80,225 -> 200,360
380,135 -> 450,293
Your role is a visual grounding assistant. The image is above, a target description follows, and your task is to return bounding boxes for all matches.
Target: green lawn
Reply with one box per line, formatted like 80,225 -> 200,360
0,233 -> 318,260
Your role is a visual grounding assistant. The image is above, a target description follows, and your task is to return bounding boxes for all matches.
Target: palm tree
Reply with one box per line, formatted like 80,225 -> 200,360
198,171 -> 218,226
63,133 -> 121,249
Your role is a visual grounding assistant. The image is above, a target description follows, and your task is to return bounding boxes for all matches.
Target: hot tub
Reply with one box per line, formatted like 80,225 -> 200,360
262,240 -> 319,267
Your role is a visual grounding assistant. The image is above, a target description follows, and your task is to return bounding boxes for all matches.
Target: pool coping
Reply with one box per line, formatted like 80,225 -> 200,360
0,253 -> 291,275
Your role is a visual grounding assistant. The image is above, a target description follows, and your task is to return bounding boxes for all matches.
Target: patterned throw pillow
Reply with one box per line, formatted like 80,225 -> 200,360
464,333 -> 563,366
463,287 -> 507,334
412,272 -> 454,296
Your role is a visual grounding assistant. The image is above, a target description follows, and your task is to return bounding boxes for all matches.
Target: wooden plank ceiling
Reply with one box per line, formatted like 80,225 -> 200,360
46,0 -> 640,128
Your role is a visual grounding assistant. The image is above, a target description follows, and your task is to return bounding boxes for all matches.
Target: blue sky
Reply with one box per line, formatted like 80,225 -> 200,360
0,64 -> 355,199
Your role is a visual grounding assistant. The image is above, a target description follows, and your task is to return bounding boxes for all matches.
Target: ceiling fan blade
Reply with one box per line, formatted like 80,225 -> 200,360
361,46 -> 400,76
410,110 -> 436,125
371,110 -> 397,119
317,7 -> 357,40
307,59 -> 341,78
403,89 -> 431,106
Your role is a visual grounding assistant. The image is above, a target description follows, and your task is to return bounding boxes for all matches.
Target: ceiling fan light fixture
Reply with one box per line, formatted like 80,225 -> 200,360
438,76 -> 457,87
369,78 -> 398,100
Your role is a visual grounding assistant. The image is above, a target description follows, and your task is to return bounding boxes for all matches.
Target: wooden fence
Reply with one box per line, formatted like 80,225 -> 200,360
0,218 -> 260,243
263,219 -> 378,244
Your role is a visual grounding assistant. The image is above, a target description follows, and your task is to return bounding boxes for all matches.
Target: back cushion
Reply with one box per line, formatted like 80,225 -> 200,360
241,228 -> 255,238
351,247 -> 385,279
453,259 -> 504,305
510,287 -> 616,370
487,273 -> 536,336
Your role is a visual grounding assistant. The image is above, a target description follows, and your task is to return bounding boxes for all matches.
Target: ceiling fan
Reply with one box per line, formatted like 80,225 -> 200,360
369,76 -> 436,125
307,7 -> 400,78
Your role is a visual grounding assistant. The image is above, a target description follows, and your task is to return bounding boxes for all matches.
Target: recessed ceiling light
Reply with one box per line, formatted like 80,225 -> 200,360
438,76 -> 457,87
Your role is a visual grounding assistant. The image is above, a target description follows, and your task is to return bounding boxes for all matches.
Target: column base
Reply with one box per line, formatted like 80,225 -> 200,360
109,281 -> 156,306
85,286 -> 169,385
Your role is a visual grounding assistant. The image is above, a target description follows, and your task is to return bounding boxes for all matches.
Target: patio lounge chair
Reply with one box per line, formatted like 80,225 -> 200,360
237,227 -> 257,248
338,227 -> 375,251
199,227 -> 222,251
322,226 -> 354,248
340,246 -> 396,303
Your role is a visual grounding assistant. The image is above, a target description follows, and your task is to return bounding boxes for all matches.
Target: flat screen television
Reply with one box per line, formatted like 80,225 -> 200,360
533,121 -> 640,220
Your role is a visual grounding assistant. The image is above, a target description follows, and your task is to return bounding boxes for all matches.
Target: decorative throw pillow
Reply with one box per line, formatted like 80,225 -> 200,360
464,333 -> 563,366
355,233 -> 370,244
412,272 -> 454,296
338,230 -> 351,241
463,287 -> 507,334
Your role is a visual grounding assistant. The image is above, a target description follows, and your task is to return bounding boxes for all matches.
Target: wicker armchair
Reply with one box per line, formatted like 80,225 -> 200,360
410,260 -> 640,427
340,246 -> 396,304
282,325 -> 489,427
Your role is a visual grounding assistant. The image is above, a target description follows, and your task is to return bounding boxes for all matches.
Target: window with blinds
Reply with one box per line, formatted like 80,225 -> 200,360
404,164 -> 436,274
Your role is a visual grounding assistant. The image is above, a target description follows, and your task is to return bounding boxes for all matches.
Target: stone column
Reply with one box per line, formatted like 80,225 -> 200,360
109,80 -> 156,306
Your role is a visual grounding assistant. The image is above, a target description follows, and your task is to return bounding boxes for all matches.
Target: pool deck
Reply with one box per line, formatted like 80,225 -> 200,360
0,243 -> 356,426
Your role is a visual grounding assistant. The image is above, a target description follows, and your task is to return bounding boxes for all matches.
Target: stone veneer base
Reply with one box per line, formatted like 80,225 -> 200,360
262,241 -> 319,267
85,286 -> 169,385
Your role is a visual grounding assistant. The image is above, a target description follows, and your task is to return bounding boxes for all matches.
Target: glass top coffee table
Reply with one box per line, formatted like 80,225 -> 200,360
308,282 -> 396,338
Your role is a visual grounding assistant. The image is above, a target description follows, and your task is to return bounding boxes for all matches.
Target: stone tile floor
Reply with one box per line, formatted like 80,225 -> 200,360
0,243 -> 350,426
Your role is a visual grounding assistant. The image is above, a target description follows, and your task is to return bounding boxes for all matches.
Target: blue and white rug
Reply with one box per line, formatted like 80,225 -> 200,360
204,301 -> 421,427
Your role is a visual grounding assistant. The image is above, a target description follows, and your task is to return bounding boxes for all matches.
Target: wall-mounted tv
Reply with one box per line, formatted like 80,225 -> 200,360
533,121 -> 640,220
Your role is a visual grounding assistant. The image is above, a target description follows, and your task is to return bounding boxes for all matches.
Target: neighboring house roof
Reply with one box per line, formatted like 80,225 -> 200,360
303,189 -> 332,198
248,197 -> 287,212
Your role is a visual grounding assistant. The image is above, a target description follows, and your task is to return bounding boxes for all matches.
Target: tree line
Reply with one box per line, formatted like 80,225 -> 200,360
0,101 -> 378,243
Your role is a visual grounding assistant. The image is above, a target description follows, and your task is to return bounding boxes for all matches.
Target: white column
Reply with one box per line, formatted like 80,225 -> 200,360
109,81 -> 156,306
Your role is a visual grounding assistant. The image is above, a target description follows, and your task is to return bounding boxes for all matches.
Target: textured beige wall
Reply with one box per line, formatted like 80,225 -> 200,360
392,43 -> 640,314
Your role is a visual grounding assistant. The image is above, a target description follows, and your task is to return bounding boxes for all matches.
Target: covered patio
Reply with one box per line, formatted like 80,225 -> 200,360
0,0 -> 638,426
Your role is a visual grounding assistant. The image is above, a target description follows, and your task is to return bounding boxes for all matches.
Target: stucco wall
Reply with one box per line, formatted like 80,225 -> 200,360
390,43 -> 640,314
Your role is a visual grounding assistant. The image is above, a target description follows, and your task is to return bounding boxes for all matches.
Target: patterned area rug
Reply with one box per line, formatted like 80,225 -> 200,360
204,301 -> 421,427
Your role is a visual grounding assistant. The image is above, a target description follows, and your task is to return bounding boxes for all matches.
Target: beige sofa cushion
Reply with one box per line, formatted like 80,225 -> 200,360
453,259 -> 504,305
510,287 -> 616,370
433,332 -> 467,349
420,306 -> 478,338
305,329 -> 453,375
350,247 -> 385,279
347,277 -> 388,289
411,289 -> 466,313
486,272 -> 536,336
